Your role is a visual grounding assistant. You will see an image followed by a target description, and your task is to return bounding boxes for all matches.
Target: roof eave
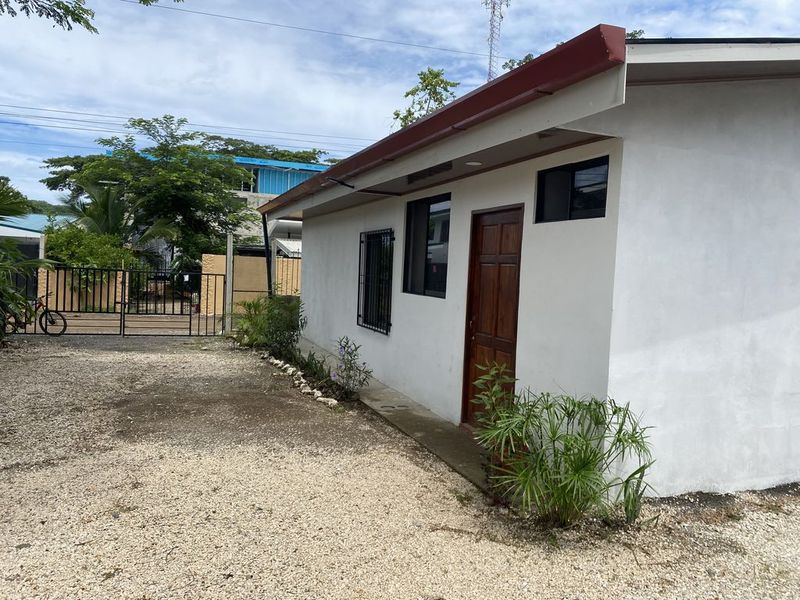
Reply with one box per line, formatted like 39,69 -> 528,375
259,23 -> 626,215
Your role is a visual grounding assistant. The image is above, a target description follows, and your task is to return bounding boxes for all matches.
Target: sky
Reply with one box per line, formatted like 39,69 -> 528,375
1,0 -> 798,202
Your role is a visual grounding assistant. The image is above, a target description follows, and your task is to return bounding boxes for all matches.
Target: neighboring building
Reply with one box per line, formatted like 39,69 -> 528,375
1,214 -> 54,260
258,25 -> 800,495
233,156 -> 327,249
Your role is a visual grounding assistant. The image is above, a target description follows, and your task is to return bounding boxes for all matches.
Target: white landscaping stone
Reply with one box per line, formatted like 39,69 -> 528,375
324,398 -> 338,407
313,390 -> 323,399
300,385 -> 313,395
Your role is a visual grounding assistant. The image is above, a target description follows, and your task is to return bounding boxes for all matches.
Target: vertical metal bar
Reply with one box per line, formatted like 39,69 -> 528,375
261,212 -> 273,296
224,233 -> 233,333
120,270 -> 126,336
188,272 -> 192,337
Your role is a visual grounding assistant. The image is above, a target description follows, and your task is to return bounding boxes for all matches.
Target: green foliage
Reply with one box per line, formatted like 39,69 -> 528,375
473,364 -> 654,527
233,295 -> 306,360
0,177 -> 49,341
626,29 -> 646,39
44,225 -> 139,269
0,176 -> 30,220
63,182 -> 176,249
25,199 -> 72,216
295,350 -> 333,386
42,115 -> 255,268
41,154 -> 105,203
0,0 -> 181,33
332,336 -> 373,399
393,67 -> 460,128
502,53 -> 536,71
203,136 -> 327,165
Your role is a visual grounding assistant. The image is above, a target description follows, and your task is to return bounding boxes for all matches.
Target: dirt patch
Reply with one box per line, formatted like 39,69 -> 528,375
1,336 -> 799,599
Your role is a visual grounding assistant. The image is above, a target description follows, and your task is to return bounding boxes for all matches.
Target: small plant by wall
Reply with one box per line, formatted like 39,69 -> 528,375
332,336 -> 373,401
472,363 -> 654,527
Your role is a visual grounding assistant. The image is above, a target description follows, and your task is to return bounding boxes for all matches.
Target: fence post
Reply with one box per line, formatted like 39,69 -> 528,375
224,233 -> 234,333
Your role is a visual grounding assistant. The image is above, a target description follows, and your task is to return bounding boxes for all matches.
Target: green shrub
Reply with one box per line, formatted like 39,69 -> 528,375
233,295 -> 306,360
473,363 -> 654,527
45,225 -> 140,269
296,350 -> 332,385
332,336 -> 373,400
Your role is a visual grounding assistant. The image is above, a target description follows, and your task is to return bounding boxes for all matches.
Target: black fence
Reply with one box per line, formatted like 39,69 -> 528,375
6,266 -> 226,337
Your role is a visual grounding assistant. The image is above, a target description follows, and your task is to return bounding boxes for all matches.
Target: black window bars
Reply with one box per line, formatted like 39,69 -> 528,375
357,229 -> 394,335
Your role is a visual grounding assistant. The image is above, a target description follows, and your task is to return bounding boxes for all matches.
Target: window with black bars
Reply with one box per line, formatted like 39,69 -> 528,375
357,228 -> 394,335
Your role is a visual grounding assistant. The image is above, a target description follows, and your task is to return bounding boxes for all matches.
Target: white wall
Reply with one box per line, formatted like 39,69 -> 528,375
302,139 -> 622,424
570,79 -> 800,495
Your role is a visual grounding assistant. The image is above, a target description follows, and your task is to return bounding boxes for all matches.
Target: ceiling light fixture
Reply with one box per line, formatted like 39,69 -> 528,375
465,161 -> 483,166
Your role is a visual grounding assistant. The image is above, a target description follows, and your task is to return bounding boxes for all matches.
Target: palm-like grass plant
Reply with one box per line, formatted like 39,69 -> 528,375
473,364 -> 654,526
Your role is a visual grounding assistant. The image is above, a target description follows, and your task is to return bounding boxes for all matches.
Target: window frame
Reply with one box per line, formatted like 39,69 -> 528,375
402,193 -> 451,299
535,155 -> 610,224
357,228 -> 394,335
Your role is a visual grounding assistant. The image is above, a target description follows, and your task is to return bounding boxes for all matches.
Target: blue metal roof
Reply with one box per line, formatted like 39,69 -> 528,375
3,214 -> 63,232
105,150 -> 328,173
233,156 -> 327,172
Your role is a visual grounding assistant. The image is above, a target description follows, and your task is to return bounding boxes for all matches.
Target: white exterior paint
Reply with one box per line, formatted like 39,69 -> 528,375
299,68 -> 800,495
303,139 -> 622,424
568,78 -> 800,494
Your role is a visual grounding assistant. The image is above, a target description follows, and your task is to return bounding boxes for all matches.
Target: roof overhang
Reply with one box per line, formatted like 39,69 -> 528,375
0,224 -> 42,241
626,39 -> 800,85
260,24 -> 626,220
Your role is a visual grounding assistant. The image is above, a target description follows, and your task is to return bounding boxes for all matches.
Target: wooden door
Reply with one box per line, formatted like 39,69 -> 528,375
462,206 -> 523,424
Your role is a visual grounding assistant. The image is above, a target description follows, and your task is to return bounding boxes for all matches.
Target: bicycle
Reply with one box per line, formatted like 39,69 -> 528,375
2,294 -> 67,336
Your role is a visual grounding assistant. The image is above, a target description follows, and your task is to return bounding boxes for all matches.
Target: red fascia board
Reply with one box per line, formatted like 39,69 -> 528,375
260,24 -> 626,215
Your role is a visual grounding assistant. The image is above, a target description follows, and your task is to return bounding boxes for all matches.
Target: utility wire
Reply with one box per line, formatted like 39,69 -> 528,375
0,138 -> 102,151
118,0 -> 493,58
0,121 -> 356,154
0,103 -> 377,142
0,112 -> 367,151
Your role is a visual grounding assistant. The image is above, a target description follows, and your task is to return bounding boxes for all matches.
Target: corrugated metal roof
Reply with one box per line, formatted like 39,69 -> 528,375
3,213 -> 69,232
274,238 -> 302,258
233,156 -> 328,172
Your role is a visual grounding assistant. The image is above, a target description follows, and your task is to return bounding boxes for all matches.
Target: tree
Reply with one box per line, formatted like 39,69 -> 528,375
63,182 -> 176,249
392,67 -> 460,129
0,176 -> 29,221
0,0 -> 181,33
502,53 -> 535,71
203,136 -> 327,165
41,154 -> 106,202
43,225 -> 139,269
42,115 -> 254,268
26,198 -> 73,216
626,29 -> 646,39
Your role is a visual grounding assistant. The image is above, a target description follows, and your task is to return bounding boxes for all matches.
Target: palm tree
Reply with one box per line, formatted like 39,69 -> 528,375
63,182 -> 176,249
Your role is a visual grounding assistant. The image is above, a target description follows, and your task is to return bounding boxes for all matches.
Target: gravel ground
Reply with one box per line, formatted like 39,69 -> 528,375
1,336 -> 799,599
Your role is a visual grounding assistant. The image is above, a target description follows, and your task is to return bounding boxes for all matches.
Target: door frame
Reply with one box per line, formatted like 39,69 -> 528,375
460,203 -> 525,423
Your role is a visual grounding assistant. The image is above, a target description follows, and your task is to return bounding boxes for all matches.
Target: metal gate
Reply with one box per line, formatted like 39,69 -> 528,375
10,266 -> 226,337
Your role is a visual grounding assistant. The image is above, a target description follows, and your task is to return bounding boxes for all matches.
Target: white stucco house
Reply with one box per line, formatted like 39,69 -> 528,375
258,25 -> 800,496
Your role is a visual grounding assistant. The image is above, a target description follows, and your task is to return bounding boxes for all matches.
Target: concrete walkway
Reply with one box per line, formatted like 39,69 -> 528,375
297,338 -> 487,490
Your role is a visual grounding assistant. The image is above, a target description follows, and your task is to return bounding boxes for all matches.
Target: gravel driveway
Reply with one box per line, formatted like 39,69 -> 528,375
1,336 -> 798,599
